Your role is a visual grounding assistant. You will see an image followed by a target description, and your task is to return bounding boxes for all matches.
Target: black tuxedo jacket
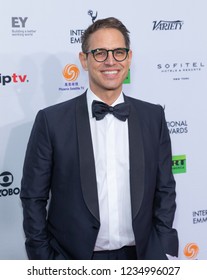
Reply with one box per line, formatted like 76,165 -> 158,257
20,92 -> 178,260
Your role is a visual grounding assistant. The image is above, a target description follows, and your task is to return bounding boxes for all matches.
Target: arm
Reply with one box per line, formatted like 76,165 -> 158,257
153,107 -> 179,257
20,110 -> 55,259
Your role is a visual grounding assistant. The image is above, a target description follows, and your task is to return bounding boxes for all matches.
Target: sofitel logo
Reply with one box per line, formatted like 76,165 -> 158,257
157,62 -> 205,72
156,62 -> 205,81
152,20 -> 184,31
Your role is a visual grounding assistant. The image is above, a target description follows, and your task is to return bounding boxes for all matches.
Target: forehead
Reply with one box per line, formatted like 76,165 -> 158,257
88,28 -> 126,49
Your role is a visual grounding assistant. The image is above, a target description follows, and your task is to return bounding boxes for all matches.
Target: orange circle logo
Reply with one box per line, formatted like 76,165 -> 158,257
184,243 -> 199,259
62,64 -> 80,81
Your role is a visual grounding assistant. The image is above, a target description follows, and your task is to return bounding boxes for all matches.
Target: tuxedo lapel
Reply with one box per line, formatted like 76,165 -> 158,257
76,93 -> 100,222
125,96 -> 145,220
76,93 -> 144,222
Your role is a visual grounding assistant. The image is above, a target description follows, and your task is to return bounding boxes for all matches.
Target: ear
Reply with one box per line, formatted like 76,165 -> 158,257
128,49 -> 132,67
79,52 -> 88,71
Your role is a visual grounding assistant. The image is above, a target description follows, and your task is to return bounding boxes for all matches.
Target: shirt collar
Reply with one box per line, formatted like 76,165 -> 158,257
86,88 -> 124,119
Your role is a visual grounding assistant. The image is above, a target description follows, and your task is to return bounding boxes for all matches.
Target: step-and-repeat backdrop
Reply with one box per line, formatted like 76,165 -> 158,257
0,0 -> 207,259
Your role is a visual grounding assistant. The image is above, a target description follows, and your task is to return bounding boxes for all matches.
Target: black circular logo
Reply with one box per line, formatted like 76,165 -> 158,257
0,171 -> 14,187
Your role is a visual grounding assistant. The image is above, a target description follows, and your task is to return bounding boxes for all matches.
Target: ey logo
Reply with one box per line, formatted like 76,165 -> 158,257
62,64 -> 80,81
184,243 -> 199,259
12,17 -> 28,28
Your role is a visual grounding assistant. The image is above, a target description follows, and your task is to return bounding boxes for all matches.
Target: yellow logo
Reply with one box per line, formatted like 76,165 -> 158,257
62,64 -> 80,81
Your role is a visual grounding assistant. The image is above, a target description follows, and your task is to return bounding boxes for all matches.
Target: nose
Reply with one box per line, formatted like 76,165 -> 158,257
104,51 -> 116,65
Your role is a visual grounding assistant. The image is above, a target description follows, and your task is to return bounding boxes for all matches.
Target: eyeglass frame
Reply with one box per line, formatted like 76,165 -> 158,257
84,48 -> 130,62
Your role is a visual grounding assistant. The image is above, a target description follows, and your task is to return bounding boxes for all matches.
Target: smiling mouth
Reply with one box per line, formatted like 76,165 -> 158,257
102,70 -> 119,75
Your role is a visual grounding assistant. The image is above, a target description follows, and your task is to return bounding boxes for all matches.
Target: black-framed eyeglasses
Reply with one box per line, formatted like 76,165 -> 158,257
84,48 -> 130,62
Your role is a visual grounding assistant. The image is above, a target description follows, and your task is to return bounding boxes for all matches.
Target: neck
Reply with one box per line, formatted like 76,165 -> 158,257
90,87 -> 122,106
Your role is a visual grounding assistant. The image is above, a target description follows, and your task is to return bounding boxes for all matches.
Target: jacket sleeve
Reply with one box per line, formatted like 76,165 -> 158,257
20,110 -> 56,259
153,106 -> 179,257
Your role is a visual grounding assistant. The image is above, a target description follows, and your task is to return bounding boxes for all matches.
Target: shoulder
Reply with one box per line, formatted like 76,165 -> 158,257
43,93 -> 85,115
125,95 -> 164,116
33,93 -> 86,128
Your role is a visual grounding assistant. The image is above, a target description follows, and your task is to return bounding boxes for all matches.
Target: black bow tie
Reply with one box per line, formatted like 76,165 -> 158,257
92,100 -> 130,121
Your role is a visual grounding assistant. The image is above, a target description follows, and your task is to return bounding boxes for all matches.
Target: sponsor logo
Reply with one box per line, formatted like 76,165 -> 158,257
152,20 -> 184,31
123,69 -> 131,84
192,209 -> 207,224
88,10 -> 98,23
70,29 -> 85,44
69,10 -> 98,44
0,171 -> 13,187
167,120 -> 188,135
59,64 -> 84,92
12,17 -> 28,28
172,155 -> 186,174
184,243 -> 199,259
0,73 -> 29,86
11,17 -> 37,37
62,64 -> 80,82
0,171 -> 20,198
156,62 -> 205,81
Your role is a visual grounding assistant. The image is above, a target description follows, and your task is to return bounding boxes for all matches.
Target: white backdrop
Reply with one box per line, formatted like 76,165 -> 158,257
0,0 -> 207,260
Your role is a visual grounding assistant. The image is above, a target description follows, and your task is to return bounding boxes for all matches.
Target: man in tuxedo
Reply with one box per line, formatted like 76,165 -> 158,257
20,17 -> 178,260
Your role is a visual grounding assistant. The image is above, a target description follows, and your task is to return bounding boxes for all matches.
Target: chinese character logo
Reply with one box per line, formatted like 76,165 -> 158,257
62,64 -> 80,81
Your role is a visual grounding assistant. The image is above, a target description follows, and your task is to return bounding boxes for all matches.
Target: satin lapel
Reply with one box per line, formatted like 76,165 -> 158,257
76,93 -> 100,222
125,96 -> 145,220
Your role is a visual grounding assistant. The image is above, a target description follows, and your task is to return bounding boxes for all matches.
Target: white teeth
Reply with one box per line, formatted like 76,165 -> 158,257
103,71 -> 118,74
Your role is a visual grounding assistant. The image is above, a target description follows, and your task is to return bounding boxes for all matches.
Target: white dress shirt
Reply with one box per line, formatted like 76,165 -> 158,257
87,89 -> 135,251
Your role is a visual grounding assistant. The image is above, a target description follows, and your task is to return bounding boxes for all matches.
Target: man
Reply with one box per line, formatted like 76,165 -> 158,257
20,17 -> 178,260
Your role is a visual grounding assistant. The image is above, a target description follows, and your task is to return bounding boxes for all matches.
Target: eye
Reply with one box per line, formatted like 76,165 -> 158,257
115,49 -> 126,56
95,49 -> 107,57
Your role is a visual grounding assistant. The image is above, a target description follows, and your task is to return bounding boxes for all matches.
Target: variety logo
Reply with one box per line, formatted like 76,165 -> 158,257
152,20 -> 184,31
192,209 -> 207,225
172,155 -> 186,174
88,10 -> 98,23
183,243 -> 199,259
167,120 -> 188,135
59,64 -> 84,92
123,69 -> 131,84
0,73 -> 29,86
0,171 -> 20,198
11,16 -> 37,37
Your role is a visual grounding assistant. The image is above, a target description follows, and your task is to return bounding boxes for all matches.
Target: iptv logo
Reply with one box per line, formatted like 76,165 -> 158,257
12,17 -> 28,28
0,73 -> 29,86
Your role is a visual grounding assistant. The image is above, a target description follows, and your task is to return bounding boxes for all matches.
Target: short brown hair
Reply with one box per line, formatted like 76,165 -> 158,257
81,17 -> 130,52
